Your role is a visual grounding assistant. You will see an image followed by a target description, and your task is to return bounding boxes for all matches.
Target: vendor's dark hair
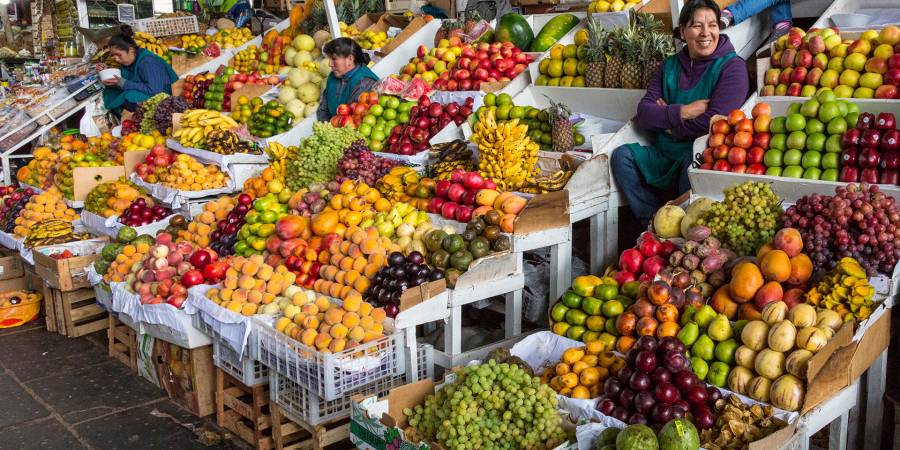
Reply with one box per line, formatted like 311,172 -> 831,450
109,25 -> 139,52
323,37 -> 370,65
674,0 -> 721,40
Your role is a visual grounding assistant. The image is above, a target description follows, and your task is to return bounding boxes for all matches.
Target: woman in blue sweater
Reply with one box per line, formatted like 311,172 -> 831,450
316,38 -> 379,122
101,26 -> 178,116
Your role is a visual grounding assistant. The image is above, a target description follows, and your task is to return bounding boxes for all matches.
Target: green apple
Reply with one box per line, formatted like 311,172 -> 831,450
833,85 -> 855,98
766,166 -> 783,176
770,133 -> 787,150
714,338 -> 739,364
854,87 -> 875,98
803,167 -> 822,179
764,149 -> 784,167
805,118 -> 825,135
707,362 -> 730,387
821,168 -> 839,181
836,100 -> 850,116
825,134 -> 843,153
806,133 -> 826,152
802,150 -> 822,168
783,149 -> 803,165
770,117 -> 787,134
801,85 -> 818,97
785,113 -> 807,132
822,152 -> 839,169
816,90 -> 837,103
827,116 -> 848,135
691,335 -> 715,361
786,104 -> 802,116
845,101 -> 860,115
846,112 -> 860,129
787,131 -> 807,150
818,102 -> 841,123
691,357 -> 709,380
800,99 -> 820,118
677,322 -> 700,346
783,165 -> 804,178
860,72 -> 883,89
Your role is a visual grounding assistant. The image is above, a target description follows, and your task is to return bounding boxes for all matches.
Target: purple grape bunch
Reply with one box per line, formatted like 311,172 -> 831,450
336,140 -> 400,186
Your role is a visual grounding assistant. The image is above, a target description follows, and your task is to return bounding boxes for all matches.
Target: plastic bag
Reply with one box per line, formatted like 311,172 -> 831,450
522,249 -> 589,325
79,99 -> 102,137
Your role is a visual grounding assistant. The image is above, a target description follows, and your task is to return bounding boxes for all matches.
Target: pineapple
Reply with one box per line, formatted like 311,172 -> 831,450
642,32 -> 676,88
619,29 -> 643,89
604,28 -> 625,89
634,12 -> 664,34
545,96 -> 574,152
584,17 -> 608,88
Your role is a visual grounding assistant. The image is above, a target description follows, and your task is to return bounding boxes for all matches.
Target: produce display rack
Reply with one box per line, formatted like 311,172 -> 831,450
0,86 -> 102,185
270,404 -> 350,450
38,282 -> 107,338
216,368 -> 280,450
107,314 -> 138,372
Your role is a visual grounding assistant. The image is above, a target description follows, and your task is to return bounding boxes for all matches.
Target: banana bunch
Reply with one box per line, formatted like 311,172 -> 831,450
520,170 -> 574,194
472,108 -> 539,191
206,130 -> 258,155
173,110 -> 239,147
263,142 -> 298,181
134,32 -> 168,59
430,140 -> 473,180
806,257 -> 876,321
24,219 -> 89,248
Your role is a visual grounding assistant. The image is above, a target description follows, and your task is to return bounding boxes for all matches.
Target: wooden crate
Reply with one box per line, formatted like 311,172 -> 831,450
108,314 -> 137,371
33,250 -> 101,292
271,403 -> 350,450
216,369 -> 286,450
48,286 -> 108,337
156,343 -> 216,417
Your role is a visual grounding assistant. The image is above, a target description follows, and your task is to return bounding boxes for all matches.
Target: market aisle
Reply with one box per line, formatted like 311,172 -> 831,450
0,321 -> 246,450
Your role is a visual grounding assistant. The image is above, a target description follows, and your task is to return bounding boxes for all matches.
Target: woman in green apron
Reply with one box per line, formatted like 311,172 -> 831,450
101,26 -> 178,117
610,0 -> 749,225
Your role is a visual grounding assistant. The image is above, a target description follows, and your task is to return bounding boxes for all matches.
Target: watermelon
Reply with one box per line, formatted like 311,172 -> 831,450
616,424 -> 658,450
658,419 -> 700,450
495,13 -> 534,51
530,14 -> 580,52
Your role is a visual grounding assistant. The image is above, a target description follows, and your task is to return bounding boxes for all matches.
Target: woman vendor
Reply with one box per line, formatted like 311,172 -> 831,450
610,0 -> 749,225
316,38 -> 380,122
101,26 -> 178,116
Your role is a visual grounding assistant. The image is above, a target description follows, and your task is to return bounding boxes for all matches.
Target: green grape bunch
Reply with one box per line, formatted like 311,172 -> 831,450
139,93 -> 169,134
697,181 -> 784,256
404,360 -> 566,450
285,122 -> 362,191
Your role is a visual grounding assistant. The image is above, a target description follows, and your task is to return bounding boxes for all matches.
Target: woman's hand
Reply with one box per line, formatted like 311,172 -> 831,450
101,75 -> 121,87
680,99 -> 709,120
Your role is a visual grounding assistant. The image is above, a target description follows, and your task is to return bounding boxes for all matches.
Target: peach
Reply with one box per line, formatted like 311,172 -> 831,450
241,260 -> 260,276
219,288 -> 233,302
329,338 -> 346,353
266,280 -> 283,295
315,296 -> 331,311
788,254 -> 813,285
343,294 -> 363,312
760,250 -> 791,282
256,264 -> 274,281
352,257 -> 367,272
330,323 -> 349,339
314,332 -> 332,350
324,308 -> 344,325
275,317 -> 291,332
292,292 -> 308,306
359,302 -> 374,317
300,328 -> 317,346
359,316 -> 375,331
248,290 -> 263,304
339,285 -> 352,299
335,270 -> 347,285
232,290 -> 248,304
230,257 -> 245,272
254,279 -> 266,291
224,276 -> 238,290
330,253 -> 344,266
329,283 -> 342,298
238,275 -> 256,290
345,270 -> 360,285
754,280 -> 783,310
225,267 -> 239,278
774,228 -> 803,257
262,293 -> 276,304
370,307 -> 387,324
342,312 -> 360,328
348,326 -> 365,342
301,304 -> 319,315
293,312 -> 307,325
226,301 -> 242,313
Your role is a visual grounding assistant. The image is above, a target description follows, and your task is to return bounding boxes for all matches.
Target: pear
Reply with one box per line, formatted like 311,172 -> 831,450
707,313 -> 734,342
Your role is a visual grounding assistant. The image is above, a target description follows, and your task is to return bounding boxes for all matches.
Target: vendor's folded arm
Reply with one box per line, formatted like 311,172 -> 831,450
634,69 -> 682,132
669,61 -> 749,140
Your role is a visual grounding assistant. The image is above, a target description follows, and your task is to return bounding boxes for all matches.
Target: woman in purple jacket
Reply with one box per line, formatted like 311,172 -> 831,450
610,0 -> 749,225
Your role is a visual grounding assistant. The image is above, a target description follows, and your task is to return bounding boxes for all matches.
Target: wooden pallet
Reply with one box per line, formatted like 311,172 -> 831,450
216,368 -> 280,450
47,285 -> 107,337
271,403 -> 350,450
108,315 -> 137,371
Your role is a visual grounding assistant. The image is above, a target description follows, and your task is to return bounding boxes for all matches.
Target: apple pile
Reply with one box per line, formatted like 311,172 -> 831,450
129,232 -> 203,308
595,335 -> 721,430
209,193 -> 253,257
133,145 -> 177,181
203,71 -> 272,112
427,170 -> 496,224
764,26 -> 900,98
118,198 -> 172,226
365,251 -> 444,318
615,232 -> 677,284
431,42 -> 534,91
382,95 -> 474,155
700,103 -> 772,175
839,111 -> 900,184
330,91 -> 381,129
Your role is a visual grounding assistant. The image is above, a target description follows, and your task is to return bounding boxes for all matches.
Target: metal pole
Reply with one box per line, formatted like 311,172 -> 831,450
323,0 -> 339,40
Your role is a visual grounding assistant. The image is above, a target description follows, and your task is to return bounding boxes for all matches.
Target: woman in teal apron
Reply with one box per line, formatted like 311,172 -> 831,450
101,26 -> 178,117
610,0 -> 749,225
316,38 -> 380,122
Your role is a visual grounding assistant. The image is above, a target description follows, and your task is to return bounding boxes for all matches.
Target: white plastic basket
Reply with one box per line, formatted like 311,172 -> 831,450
271,344 -> 432,425
212,338 -> 268,387
252,317 -> 405,401
128,15 -> 200,37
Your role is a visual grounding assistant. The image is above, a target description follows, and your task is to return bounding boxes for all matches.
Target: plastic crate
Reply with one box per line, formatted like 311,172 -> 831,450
253,317 -> 404,401
129,15 -> 199,37
271,344 -> 433,426
212,338 -> 268,387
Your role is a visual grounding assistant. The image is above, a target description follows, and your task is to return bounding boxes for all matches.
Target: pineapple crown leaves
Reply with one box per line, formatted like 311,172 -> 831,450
633,11 -> 664,35
584,17 -> 609,62
543,95 -> 583,127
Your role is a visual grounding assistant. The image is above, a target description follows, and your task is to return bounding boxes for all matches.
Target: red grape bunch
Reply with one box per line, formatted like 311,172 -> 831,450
336,140 -> 400,186
783,183 -> 900,275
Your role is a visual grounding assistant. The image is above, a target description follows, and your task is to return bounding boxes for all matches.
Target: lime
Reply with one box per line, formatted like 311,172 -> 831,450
497,93 -> 513,106
484,93 -> 497,107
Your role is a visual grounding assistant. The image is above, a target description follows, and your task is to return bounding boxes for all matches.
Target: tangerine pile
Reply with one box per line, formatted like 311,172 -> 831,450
105,242 -> 151,283
178,195 -> 236,247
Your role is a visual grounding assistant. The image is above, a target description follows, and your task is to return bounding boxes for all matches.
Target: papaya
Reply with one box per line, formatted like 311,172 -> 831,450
529,14 -> 580,52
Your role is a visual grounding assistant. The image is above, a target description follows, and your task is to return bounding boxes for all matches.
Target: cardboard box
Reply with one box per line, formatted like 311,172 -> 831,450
639,0 -> 735,33
172,53 -> 213,76
72,166 -> 126,202
155,342 -> 216,417
354,13 -> 384,31
384,0 -> 428,13
373,15 -> 432,57
228,84 -> 272,109
124,150 -> 149,176
428,0 -> 455,17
